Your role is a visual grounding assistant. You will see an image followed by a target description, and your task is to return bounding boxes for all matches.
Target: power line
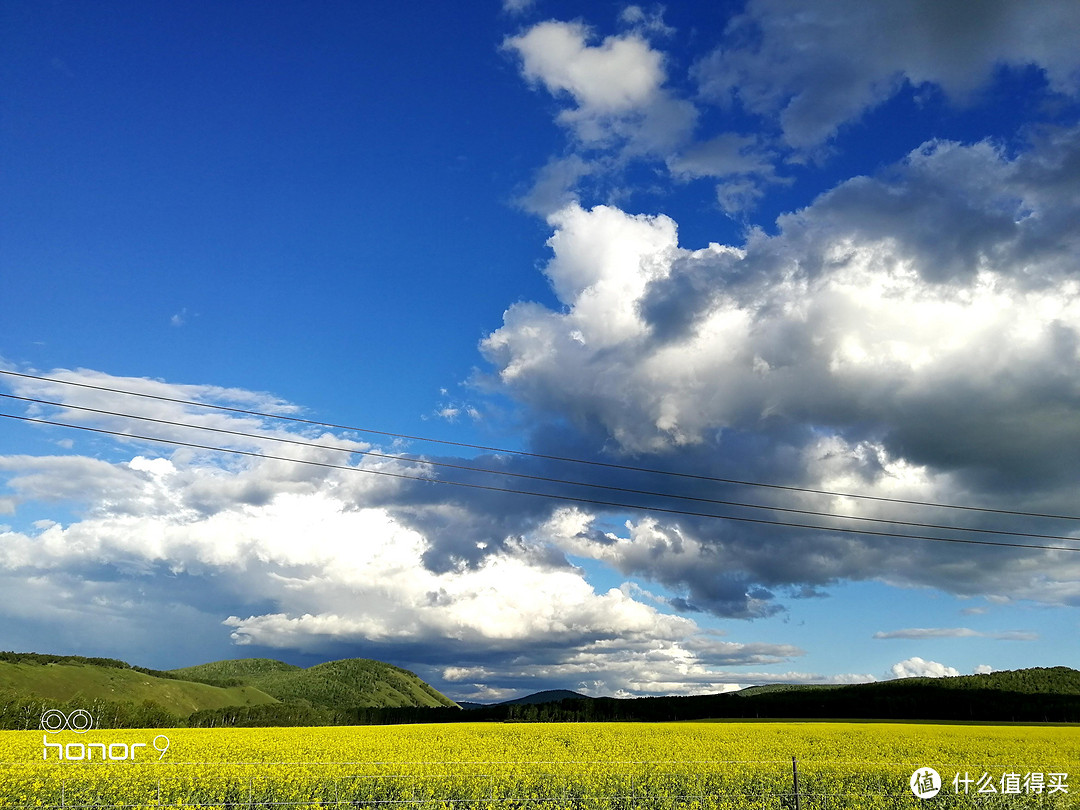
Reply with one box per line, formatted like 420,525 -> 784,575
2,368 -> 1078,522
4,391 -> 1080,546
2,410 -> 1078,553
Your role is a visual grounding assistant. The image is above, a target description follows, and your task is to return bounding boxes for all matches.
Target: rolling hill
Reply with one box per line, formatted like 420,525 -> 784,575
169,657 -> 457,709
0,656 -> 278,718
0,651 -> 457,729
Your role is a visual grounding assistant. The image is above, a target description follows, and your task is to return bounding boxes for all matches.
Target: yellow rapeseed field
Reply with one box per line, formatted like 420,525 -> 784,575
0,721 -> 1076,808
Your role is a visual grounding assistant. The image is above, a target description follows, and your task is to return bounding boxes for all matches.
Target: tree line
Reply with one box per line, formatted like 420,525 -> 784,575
0,690 -> 179,731
0,651 -> 181,681
4,660 -> 1077,729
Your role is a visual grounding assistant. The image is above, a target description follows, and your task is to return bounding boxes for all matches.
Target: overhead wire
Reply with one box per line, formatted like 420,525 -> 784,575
1,409 -> 1078,554
3,367 -> 1078,521
2,391 -> 1080,547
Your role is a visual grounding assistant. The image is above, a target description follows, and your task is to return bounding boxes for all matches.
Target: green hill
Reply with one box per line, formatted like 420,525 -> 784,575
0,657 -> 278,718
169,657 -> 458,710
0,651 -> 457,729
735,666 -> 1080,702
722,666 -> 1080,722
884,666 -> 1080,695
166,657 -> 302,687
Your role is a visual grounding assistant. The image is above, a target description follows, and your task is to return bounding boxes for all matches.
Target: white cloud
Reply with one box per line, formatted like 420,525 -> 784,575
479,127 -> 1080,611
693,0 -> 1080,148
485,128 -> 1080,468
506,21 -> 664,114
439,658 -> 874,701
502,0 -> 534,14
506,2 -> 1080,217
432,397 -> 482,423
618,5 -> 675,38
873,628 -> 1037,641
504,20 -> 696,153
0,367 -> 808,695
889,657 -> 960,679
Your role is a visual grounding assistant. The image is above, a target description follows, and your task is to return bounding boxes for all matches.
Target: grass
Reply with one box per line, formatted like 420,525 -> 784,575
0,661 -> 278,716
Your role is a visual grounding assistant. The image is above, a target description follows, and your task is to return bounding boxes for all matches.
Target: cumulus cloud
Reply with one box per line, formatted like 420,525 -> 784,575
486,128 -> 1080,471
889,657 -> 961,679
504,20 -> 696,160
506,21 -> 663,113
487,130 -> 1080,464
0,367 -> 814,695
693,0 -> 1080,148
479,126 -> 1080,614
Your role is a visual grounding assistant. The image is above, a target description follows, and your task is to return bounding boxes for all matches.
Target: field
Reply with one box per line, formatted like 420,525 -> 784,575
0,721 -> 1077,808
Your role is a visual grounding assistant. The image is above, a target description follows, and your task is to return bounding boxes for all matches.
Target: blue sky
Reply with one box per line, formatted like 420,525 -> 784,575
2,0 -> 1080,700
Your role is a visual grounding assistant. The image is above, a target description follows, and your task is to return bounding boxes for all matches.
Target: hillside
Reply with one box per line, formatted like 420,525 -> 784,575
869,666 -> 1080,695
726,666 -> 1080,721
0,651 -> 457,729
167,657 -> 302,686
0,658 -> 278,718
169,657 -> 458,710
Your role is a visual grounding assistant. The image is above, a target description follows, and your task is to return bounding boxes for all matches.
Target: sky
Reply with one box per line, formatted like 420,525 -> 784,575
2,0 -> 1080,702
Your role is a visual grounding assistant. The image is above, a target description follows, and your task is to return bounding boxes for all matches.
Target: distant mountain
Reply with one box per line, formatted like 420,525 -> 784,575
169,657 -> 458,710
501,689 -> 592,706
459,689 -> 592,710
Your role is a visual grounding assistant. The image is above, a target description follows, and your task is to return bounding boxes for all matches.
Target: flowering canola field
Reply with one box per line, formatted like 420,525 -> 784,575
1,721 -> 1077,808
